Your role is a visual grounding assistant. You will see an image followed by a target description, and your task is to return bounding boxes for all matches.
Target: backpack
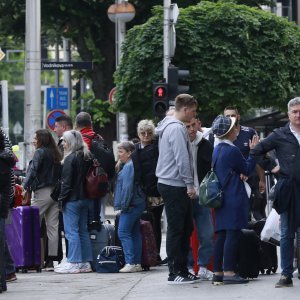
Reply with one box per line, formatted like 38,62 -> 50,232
85,159 -> 109,199
95,246 -> 125,273
132,140 -> 160,197
82,134 -> 115,181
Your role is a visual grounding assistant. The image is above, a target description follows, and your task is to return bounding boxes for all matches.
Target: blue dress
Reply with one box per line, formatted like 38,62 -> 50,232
213,141 -> 256,231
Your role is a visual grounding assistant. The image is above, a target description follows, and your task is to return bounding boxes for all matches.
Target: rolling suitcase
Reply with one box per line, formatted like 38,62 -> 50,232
89,221 -> 115,271
237,229 -> 260,279
5,206 -> 41,273
140,219 -> 158,270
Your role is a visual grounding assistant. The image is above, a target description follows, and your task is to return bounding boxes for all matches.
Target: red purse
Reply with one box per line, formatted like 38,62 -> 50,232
85,159 -> 109,199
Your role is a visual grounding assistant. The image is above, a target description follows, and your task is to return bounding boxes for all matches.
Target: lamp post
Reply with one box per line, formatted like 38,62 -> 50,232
107,0 -> 135,142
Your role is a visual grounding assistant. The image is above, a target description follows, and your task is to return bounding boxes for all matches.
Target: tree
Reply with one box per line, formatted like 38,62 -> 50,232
114,1 -> 300,119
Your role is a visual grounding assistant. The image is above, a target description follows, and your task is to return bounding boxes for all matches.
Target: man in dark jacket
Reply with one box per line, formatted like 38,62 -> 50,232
250,97 -> 300,288
186,117 -> 214,280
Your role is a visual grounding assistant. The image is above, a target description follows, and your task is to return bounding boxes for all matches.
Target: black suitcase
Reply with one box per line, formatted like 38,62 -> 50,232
248,220 -> 278,275
237,229 -> 261,279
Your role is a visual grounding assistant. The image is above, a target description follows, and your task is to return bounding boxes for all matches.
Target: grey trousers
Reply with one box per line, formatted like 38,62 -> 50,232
32,186 -> 59,257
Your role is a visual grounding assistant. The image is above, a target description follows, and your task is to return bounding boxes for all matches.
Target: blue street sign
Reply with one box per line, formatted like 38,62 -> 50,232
46,87 -> 69,110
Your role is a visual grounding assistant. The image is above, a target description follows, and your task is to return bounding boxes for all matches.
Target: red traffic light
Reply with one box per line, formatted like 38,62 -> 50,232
154,86 -> 167,99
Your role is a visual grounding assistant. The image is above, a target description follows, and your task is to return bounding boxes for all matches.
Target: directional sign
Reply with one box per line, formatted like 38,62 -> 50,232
0,49 -> 5,61
47,110 -> 66,131
41,61 -> 93,70
47,87 -> 69,110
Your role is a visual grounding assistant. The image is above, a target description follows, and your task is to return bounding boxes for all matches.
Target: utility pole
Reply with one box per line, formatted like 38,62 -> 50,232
24,0 -> 41,164
0,81 -> 9,137
63,38 -> 72,115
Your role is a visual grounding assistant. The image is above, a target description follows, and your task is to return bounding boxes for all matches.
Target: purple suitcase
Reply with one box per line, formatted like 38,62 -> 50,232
5,206 -> 41,272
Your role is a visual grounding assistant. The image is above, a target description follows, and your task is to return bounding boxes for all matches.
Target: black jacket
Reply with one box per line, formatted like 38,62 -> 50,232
196,138 -> 213,184
23,147 -> 61,191
58,151 -> 91,204
250,123 -> 300,228
0,150 -> 16,218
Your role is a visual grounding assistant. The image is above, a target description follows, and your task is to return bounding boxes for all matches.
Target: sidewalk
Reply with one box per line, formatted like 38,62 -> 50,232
4,206 -> 300,299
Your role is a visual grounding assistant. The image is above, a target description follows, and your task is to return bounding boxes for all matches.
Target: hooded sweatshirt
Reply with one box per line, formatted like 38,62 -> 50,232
155,116 -> 194,188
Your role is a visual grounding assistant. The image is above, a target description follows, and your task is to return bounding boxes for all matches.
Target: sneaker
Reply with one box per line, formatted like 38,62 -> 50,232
119,264 -> 137,273
223,274 -> 249,284
168,273 -> 195,285
159,257 -> 168,266
134,264 -> 143,272
275,275 -> 293,288
79,262 -> 93,273
54,261 -> 68,270
212,274 -> 224,286
43,260 -> 54,272
199,268 -> 213,281
54,262 -> 80,274
183,271 -> 200,281
6,273 -> 17,282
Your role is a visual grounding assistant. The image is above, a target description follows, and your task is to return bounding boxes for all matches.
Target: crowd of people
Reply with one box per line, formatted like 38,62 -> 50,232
1,94 -> 300,294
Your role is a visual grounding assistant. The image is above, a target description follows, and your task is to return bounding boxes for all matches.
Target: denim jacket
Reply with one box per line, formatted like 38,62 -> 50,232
114,159 -> 145,212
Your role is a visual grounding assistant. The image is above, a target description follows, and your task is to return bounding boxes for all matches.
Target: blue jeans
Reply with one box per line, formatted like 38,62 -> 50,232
0,218 -> 7,292
280,211 -> 295,277
213,230 -> 240,272
4,240 -> 15,275
118,202 -> 145,264
63,200 -> 93,263
192,201 -> 214,267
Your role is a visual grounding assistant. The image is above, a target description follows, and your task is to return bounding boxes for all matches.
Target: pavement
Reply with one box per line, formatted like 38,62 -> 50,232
3,206 -> 300,299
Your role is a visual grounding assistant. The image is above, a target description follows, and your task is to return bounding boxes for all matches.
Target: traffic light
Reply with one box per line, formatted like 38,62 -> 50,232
152,82 -> 168,118
168,65 -> 190,103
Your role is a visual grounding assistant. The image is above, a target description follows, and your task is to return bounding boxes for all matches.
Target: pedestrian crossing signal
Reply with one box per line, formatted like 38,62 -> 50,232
152,83 -> 168,119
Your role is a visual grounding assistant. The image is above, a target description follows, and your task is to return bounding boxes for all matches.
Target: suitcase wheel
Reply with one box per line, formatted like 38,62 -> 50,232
260,269 -> 265,275
271,267 -> 277,274
21,268 -> 28,273
36,267 -> 42,273
266,269 -> 271,275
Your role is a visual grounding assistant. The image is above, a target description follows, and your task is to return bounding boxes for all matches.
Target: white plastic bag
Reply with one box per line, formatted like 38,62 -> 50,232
261,208 -> 280,246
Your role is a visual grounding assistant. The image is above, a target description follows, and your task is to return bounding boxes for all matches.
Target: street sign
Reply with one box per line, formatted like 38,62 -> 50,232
0,49 -> 5,61
41,61 -> 93,70
46,87 -> 69,110
47,109 -> 66,130
108,87 -> 116,104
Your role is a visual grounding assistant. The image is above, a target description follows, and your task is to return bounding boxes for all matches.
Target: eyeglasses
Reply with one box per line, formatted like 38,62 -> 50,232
139,131 -> 153,136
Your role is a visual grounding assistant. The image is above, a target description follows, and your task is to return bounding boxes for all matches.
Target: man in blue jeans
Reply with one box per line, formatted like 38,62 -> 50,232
185,116 -> 214,280
156,94 -> 198,284
250,97 -> 300,288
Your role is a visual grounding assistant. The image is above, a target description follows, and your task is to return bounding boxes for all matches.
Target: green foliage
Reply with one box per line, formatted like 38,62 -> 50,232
115,1 -> 300,117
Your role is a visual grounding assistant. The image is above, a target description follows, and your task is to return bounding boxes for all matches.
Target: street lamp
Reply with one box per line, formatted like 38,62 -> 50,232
107,0 -> 136,142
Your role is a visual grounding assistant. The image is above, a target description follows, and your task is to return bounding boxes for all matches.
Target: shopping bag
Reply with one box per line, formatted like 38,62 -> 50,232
261,209 -> 280,246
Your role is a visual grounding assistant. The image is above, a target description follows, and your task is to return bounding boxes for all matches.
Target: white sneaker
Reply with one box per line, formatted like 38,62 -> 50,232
134,264 -> 142,272
199,268 -> 213,281
119,264 -> 136,273
54,262 -> 80,274
79,262 -> 93,273
54,261 -> 68,270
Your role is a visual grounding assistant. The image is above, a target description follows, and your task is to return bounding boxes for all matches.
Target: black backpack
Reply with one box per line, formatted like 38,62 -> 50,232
132,140 -> 160,197
83,134 -> 115,181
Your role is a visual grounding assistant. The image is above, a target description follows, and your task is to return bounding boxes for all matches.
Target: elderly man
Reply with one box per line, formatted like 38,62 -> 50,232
250,97 -> 300,288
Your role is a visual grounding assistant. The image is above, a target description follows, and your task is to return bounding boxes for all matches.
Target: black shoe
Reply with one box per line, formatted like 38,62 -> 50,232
159,257 -> 168,266
212,274 -> 224,286
223,274 -> 249,284
275,275 -> 293,288
168,273 -> 195,285
182,271 -> 200,281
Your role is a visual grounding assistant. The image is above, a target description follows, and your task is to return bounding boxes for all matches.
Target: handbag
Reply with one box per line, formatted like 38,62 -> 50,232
261,208 -> 280,246
85,159 -> 109,199
199,145 -> 233,208
50,180 -> 61,202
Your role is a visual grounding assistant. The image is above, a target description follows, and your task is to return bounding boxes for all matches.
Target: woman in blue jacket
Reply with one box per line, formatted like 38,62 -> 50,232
114,141 -> 146,273
210,115 -> 258,285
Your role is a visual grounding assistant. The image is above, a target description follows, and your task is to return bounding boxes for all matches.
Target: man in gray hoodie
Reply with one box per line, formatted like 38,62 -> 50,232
156,94 -> 197,284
